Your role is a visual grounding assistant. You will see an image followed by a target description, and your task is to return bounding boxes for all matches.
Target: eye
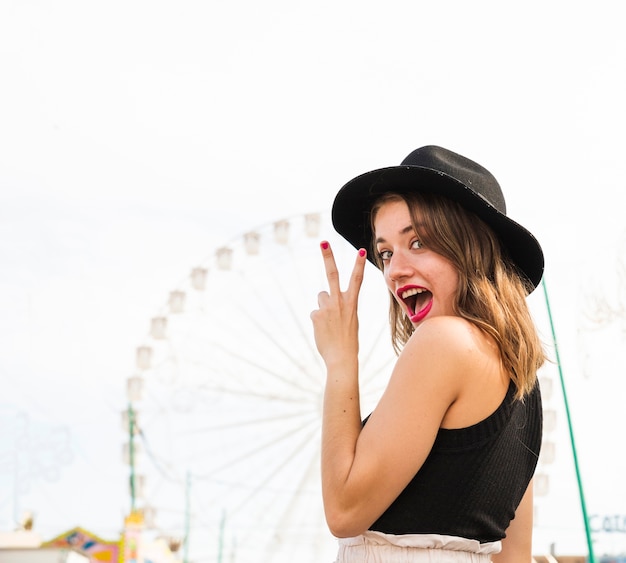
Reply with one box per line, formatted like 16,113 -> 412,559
378,249 -> 392,262
411,239 -> 423,250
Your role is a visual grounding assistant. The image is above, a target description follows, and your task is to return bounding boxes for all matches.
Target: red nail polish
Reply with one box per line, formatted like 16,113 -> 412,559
321,241 -> 329,250
359,249 -> 366,257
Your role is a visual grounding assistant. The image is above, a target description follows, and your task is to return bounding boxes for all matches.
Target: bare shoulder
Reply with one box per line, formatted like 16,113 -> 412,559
402,316 -> 485,370
388,316 -> 480,404
399,316 -> 507,426
405,316 -> 508,428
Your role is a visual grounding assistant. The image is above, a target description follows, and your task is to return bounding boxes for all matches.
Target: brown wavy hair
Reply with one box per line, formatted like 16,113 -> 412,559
370,192 -> 545,399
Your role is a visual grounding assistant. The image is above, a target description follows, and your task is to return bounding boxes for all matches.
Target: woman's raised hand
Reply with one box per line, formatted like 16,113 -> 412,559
310,241 -> 367,369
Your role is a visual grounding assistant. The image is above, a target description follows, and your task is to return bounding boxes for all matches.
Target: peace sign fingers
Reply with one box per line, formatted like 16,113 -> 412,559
312,241 -> 366,365
319,241 -> 367,301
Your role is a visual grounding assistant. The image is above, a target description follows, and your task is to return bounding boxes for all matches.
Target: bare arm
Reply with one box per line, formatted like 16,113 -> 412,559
311,243 -> 467,537
492,480 -> 534,563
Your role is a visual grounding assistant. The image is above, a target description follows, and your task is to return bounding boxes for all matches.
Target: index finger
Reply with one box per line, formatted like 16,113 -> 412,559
320,241 -> 341,295
347,248 -> 367,302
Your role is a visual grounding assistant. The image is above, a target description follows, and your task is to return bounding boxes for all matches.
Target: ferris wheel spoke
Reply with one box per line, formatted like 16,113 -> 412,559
166,351 -> 316,400
151,353 -> 317,402
239,303 -> 321,386
137,433 -> 184,484
185,408 -> 320,434
360,321 -> 391,374
274,434 -> 321,506
201,340 -> 321,398
138,412 -> 319,517
224,423 -> 321,519
268,443 -> 329,560
358,324 -> 394,405
233,253 -> 326,385
221,286 -> 322,388
195,381 -> 314,404
186,412 -> 319,474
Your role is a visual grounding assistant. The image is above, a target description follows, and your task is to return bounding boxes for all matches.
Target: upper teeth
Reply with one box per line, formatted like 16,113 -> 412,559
401,288 -> 425,299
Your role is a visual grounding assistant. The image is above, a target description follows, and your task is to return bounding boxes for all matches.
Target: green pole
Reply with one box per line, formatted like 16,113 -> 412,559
542,278 -> 595,563
128,403 -> 136,513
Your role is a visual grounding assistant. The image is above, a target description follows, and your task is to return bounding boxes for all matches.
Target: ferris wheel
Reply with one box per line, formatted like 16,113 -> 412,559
122,211 -> 396,563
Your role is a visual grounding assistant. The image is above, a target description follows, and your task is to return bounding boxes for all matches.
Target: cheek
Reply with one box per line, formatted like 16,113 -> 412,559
443,268 -> 460,297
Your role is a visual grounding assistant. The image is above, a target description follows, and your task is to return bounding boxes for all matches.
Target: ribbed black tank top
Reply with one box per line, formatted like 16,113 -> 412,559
368,380 -> 542,543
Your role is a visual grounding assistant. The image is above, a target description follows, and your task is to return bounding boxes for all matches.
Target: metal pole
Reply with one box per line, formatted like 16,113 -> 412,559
218,510 -> 226,563
542,278 -> 595,563
128,403 -> 136,513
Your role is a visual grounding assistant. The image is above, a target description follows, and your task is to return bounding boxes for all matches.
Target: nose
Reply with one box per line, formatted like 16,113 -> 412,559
386,250 -> 414,283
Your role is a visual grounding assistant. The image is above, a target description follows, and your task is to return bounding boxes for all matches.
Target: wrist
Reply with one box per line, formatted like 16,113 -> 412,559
324,356 -> 359,382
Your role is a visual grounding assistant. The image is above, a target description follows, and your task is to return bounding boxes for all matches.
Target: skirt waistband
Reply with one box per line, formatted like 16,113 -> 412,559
335,531 -> 501,563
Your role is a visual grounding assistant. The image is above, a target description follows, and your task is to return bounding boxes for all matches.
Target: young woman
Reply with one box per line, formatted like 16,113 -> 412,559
311,145 -> 545,563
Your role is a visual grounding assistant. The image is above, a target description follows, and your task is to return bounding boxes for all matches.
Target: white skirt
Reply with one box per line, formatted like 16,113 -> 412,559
334,531 -> 502,563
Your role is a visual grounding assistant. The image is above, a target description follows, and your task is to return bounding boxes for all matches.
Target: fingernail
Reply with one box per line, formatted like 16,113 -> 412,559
359,249 -> 366,257
321,241 -> 329,250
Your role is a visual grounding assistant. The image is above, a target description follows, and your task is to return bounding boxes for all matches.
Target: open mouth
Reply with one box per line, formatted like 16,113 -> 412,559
399,287 -> 433,319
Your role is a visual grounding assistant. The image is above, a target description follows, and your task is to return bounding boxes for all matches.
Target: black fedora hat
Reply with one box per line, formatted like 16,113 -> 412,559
331,145 -> 544,290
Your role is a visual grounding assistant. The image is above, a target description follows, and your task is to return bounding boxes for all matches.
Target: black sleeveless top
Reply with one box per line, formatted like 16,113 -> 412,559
368,381 -> 542,543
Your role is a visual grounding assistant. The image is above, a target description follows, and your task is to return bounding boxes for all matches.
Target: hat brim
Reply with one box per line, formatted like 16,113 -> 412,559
331,165 -> 544,290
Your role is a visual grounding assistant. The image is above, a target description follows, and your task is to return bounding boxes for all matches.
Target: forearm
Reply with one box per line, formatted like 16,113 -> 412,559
321,357 -> 363,533
311,242 -> 369,535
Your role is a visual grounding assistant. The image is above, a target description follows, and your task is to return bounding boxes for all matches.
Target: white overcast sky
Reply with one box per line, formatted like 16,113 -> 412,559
1,0 -> 625,559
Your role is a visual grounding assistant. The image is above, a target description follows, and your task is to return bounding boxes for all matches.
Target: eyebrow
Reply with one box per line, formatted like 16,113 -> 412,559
374,224 -> 415,245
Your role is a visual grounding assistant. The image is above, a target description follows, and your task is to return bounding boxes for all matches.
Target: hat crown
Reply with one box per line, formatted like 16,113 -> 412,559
400,145 -> 506,215
331,144 -> 544,290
